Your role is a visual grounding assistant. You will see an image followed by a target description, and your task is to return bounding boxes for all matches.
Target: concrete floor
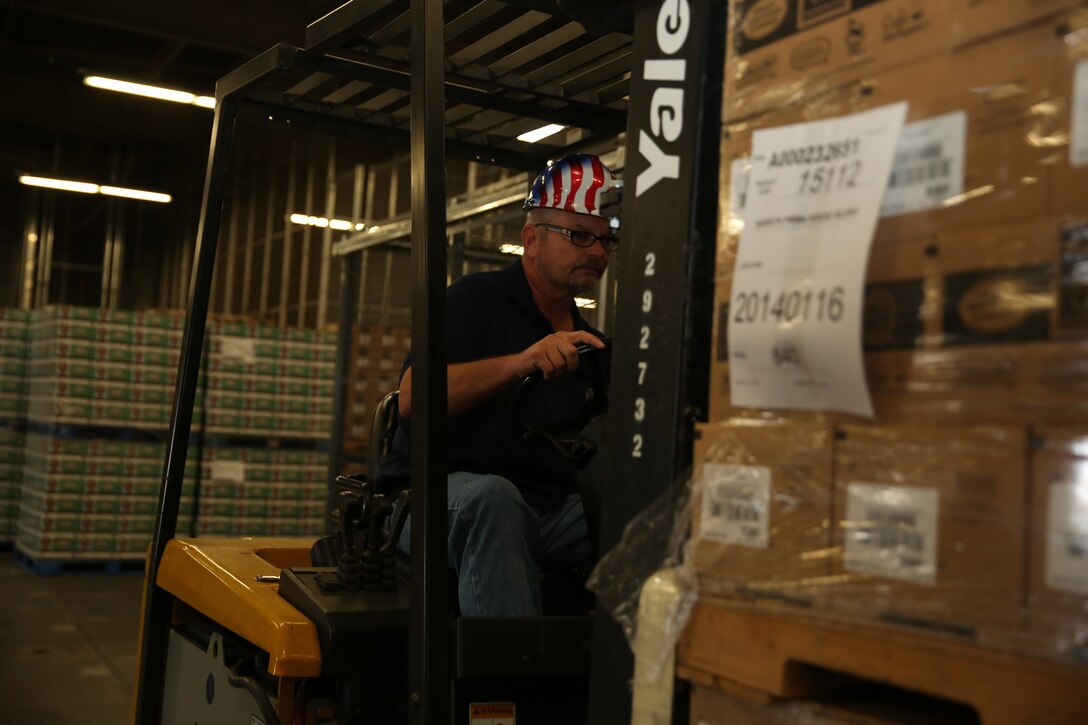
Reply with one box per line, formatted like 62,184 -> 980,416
0,552 -> 144,724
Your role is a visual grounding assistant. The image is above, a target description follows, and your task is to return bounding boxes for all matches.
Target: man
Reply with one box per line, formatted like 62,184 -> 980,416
376,153 -> 620,617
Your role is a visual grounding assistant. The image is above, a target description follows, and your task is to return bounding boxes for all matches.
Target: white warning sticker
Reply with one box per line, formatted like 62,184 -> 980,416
881,111 -> 966,218
1045,481 -> 1088,595
844,483 -> 939,584
469,702 -> 516,725
700,463 -> 771,549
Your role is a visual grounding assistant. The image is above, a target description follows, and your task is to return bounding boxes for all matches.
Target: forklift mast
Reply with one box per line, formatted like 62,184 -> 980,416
592,1 -> 726,720
132,2 -> 726,723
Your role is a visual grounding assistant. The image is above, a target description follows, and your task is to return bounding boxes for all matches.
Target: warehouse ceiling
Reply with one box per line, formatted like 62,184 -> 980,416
0,0 -> 635,183
0,0 -> 347,183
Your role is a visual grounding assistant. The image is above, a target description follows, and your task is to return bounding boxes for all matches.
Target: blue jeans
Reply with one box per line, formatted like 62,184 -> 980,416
396,471 -> 593,617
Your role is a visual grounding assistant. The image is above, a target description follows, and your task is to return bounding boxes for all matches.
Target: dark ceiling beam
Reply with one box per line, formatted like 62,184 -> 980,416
23,0 -> 336,55
144,40 -> 189,81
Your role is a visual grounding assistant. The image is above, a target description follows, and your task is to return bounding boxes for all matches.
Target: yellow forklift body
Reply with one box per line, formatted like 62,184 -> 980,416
156,536 -> 323,677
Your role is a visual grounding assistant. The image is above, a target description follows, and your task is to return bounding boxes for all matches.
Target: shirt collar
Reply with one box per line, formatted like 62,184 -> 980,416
501,258 -> 587,330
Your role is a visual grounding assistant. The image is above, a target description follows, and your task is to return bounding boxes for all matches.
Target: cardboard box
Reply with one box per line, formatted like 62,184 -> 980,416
1052,8 -> 1088,219
1026,426 -> 1088,659
709,234 -> 931,422
861,342 -> 1088,423
723,0 -> 949,122
933,218 -> 1088,346
689,682 -> 967,725
830,423 -> 1027,633
719,18 -> 1060,274
692,420 -> 834,599
723,0 -> 1079,122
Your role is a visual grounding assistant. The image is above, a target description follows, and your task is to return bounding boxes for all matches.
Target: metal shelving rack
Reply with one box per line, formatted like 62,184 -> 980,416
134,1 -> 726,723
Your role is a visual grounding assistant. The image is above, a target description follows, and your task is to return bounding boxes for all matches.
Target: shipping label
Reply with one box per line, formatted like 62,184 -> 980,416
728,102 -> 907,416
700,463 -> 771,548
844,482 -> 938,584
881,111 -> 965,218
1046,481 -> 1088,596
1073,59 -> 1088,167
220,336 -> 257,364
209,460 -> 246,483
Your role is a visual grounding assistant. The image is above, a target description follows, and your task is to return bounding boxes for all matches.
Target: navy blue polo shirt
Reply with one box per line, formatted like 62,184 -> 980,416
375,259 -> 605,511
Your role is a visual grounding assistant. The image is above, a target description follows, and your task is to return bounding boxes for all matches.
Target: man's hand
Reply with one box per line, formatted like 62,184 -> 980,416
515,330 -> 605,381
399,331 -> 605,419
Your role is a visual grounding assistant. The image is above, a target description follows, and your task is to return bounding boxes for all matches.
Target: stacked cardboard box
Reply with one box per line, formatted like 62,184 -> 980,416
0,309 -> 30,420
201,320 -> 335,439
16,434 -> 196,558
15,306 -> 188,560
345,325 -> 411,450
194,445 -> 326,537
27,306 -> 182,429
692,1 -> 1088,691
0,309 -> 30,544
0,425 -> 23,543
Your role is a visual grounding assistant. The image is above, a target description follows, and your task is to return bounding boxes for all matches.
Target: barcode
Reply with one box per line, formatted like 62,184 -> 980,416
1067,535 -> 1087,560
725,500 -> 761,522
865,506 -> 925,552
894,142 -> 944,164
888,159 -> 952,188
709,482 -> 763,523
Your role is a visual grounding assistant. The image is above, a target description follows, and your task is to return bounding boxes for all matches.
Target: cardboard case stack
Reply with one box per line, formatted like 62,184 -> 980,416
688,1 -> 1088,716
0,309 -> 29,543
195,319 -> 336,538
17,306 -> 193,560
345,325 -> 411,453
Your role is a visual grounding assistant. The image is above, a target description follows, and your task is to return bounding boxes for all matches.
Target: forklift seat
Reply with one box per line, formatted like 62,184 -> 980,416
321,387 -> 594,615
368,389 -> 400,475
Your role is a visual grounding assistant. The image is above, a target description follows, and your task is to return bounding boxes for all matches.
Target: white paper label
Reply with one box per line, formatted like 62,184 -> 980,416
1073,60 -> 1088,167
881,111 -> 966,217
220,336 -> 257,364
1045,481 -> 1088,595
210,460 -> 245,482
728,102 -> 908,417
700,463 -> 771,548
844,483 -> 938,584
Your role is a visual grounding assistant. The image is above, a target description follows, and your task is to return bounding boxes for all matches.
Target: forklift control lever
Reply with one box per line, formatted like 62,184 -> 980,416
380,489 -> 411,557
512,338 -> 609,470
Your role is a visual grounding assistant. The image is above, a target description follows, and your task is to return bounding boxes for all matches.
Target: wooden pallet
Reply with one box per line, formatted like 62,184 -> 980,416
12,547 -> 145,576
677,597 -> 1088,725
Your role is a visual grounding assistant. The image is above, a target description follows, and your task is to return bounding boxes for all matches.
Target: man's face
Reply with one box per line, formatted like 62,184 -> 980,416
527,209 -> 612,296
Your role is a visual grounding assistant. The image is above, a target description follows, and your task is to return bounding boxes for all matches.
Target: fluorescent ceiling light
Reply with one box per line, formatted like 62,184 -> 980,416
19,175 -> 171,203
516,124 -> 566,144
84,75 -> 215,109
500,243 -> 524,256
18,175 -> 98,194
575,297 -> 597,309
290,213 -> 365,231
100,185 -> 172,203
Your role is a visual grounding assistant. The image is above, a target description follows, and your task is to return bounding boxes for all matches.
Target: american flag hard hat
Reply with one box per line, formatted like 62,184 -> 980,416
522,154 -> 616,217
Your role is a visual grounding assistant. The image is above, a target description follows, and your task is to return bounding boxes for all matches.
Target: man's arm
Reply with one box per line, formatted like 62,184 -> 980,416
398,330 -> 604,419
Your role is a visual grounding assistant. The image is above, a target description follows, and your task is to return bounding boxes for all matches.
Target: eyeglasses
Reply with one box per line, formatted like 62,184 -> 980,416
535,223 -> 620,252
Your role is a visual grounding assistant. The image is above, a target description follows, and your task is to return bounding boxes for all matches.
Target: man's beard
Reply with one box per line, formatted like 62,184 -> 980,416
547,258 -> 605,296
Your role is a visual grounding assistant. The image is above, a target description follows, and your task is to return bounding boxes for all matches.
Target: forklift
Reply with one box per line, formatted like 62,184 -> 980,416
131,1 -> 725,723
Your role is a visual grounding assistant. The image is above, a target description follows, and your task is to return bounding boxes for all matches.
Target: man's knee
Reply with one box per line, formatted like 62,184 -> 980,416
449,472 -> 526,513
